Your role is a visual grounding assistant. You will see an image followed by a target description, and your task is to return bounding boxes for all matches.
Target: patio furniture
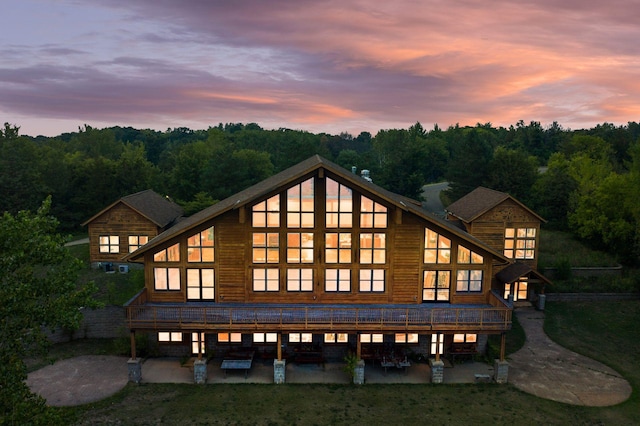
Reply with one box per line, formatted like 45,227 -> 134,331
221,349 -> 255,378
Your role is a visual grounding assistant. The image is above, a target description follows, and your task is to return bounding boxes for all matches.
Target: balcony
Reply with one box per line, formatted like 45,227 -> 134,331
125,289 -> 512,333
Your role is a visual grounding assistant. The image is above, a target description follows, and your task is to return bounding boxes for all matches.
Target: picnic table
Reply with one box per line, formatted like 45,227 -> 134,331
221,359 -> 253,378
221,350 -> 255,378
380,355 -> 411,374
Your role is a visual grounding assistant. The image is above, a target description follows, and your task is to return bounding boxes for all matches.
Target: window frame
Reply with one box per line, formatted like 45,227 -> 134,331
187,226 -> 215,262
422,270 -> 451,302
325,268 -> 351,292
286,268 -> 314,292
359,269 -> 385,292
456,269 -> 483,293
99,235 -> 120,254
128,235 -> 148,253
424,229 -> 451,264
186,268 -> 215,300
154,267 -> 181,291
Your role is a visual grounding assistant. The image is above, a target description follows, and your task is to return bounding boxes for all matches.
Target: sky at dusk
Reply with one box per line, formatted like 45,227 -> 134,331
2,0 -> 639,137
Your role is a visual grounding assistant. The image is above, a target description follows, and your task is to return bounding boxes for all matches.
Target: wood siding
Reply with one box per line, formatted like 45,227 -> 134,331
87,203 -> 159,263
466,199 -> 541,269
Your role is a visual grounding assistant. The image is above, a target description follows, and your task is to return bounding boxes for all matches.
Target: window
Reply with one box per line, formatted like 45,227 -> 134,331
158,332 -> 182,342
326,178 -> 352,228
325,233 -> 351,263
253,268 -> 279,292
359,233 -> 386,264
325,269 -> 351,292
324,333 -> 349,343
287,232 -> 314,263
253,333 -> 278,343
153,243 -> 180,262
504,278 -> 528,301
453,333 -> 477,343
430,334 -> 444,355
457,246 -> 483,264
154,267 -> 180,291
287,178 -> 314,228
218,333 -> 242,343
187,226 -> 214,262
359,269 -> 385,292
252,195 -> 280,227
187,269 -> 215,300
286,269 -> 313,292
192,332 -> 205,355
424,229 -> 450,263
456,270 -> 483,292
360,196 -> 387,228
289,333 -> 313,343
128,235 -> 148,253
395,333 -> 418,344
253,233 -> 279,263
360,333 -> 383,343
504,227 -> 536,259
99,235 -> 119,253
423,270 -> 450,302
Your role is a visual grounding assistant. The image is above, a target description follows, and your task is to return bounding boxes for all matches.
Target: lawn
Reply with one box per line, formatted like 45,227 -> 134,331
45,301 -> 638,425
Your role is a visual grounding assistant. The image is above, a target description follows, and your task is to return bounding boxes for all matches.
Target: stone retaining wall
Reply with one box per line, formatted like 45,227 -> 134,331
542,265 -> 623,279
47,305 -> 127,344
544,292 -> 639,302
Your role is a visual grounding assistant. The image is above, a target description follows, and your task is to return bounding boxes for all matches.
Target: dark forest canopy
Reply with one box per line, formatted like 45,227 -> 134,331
2,120 -> 640,264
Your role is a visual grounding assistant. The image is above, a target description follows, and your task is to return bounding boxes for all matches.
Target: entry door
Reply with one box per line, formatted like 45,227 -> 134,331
192,332 -> 205,356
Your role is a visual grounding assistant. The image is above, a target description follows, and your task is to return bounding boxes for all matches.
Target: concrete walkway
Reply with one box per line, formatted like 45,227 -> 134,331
508,307 -> 632,406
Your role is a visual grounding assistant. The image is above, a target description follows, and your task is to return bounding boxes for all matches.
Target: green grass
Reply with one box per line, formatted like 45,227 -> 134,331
539,229 -> 619,268
39,301 -> 638,425
68,242 -> 144,305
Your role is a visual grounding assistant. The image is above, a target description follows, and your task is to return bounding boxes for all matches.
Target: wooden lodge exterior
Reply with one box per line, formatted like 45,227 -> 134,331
83,189 -> 183,266
445,186 -> 551,303
123,156 -> 516,383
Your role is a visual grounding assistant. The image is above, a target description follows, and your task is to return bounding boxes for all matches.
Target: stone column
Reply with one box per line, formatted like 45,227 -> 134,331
429,358 -> 444,383
128,358 -> 142,384
494,359 -> 509,384
194,359 -> 207,384
353,360 -> 365,385
274,359 -> 286,384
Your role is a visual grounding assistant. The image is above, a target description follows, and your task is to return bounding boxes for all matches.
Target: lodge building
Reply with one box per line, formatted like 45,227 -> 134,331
120,155 -> 546,383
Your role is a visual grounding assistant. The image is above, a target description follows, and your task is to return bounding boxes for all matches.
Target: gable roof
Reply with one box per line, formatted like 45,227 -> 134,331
496,262 -> 552,285
125,156 -> 510,263
82,189 -> 184,228
445,187 -> 545,223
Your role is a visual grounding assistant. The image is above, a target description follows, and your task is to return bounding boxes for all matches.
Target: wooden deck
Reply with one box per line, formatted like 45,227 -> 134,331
125,290 -> 512,333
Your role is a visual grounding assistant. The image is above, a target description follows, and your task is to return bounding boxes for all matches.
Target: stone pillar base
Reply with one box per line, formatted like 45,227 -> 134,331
274,359 -> 286,384
494,359 -> 509,384
194,359 -> 207,384
429,359 -> 444,384
128,358 -> 142,384
354,360 -> 365,385
537,294 -> 546,311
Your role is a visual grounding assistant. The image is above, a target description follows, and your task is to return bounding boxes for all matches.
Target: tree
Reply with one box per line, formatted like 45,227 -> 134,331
0,198 -> 99,424
444,126 -> 495,201
486,147 -> 538,203
530,153 -> 577,229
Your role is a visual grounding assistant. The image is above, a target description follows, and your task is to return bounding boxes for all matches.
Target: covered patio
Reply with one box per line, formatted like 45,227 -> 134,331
139,357 -> 496,384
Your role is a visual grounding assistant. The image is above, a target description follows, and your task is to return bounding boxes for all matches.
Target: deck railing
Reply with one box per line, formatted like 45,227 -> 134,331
125,300 -> 512,333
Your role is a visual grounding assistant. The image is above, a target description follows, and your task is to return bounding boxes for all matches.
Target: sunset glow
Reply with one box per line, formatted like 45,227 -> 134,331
2,0 -> 639,136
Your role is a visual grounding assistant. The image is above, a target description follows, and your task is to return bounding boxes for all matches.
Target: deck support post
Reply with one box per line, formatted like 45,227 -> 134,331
130,331 -> 136,360
500,333 -> 506,362
354,360 -> 365,385
494,359 -> 509,384
277,333 -> 282,361
197,332 -> 203,361
356,334 -> 362,360
194,359 -> 207,384
435,333 -> 441,362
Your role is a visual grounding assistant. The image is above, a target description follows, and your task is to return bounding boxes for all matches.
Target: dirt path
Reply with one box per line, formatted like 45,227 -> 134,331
508,307 -> 632,406
26,355 -> 128,407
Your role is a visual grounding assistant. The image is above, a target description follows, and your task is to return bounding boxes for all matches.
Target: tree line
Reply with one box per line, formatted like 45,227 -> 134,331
1,120 -> 639,264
